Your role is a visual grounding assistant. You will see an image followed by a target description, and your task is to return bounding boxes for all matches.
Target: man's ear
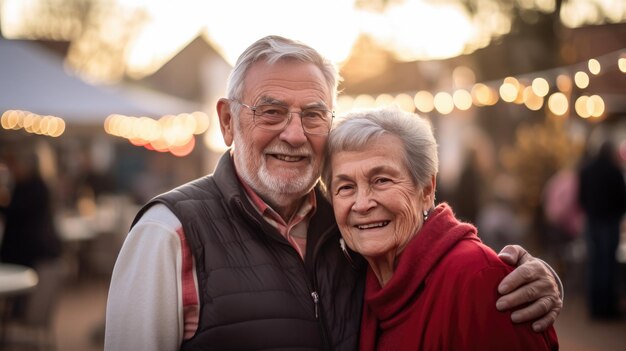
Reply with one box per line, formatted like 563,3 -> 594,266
216,98 -> 234,146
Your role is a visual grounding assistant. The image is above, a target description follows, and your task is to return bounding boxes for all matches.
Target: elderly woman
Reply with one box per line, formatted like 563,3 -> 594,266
322,107 -> 559,350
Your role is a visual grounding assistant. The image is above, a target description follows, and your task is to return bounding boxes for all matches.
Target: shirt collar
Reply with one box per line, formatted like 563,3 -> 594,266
232,155 -> 317,227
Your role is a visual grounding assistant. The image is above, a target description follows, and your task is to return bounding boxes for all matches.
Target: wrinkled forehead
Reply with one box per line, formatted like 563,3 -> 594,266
243,60 -> 333,104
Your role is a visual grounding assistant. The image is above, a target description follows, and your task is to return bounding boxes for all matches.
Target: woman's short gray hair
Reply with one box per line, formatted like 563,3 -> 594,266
322,106 -> 438,197
226,35 -> 340,115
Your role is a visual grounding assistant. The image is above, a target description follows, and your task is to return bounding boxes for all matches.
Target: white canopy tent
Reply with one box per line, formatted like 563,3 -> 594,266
0,38 -> 199,125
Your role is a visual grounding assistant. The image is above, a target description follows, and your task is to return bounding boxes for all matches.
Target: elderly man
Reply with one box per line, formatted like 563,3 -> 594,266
104,35 -> 562,351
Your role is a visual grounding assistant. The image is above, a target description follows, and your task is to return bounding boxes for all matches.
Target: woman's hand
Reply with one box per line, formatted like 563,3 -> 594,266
496,245 -> 563,332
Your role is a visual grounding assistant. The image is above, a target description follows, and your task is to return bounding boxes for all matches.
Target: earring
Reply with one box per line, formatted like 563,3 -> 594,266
423,209 -> 430,221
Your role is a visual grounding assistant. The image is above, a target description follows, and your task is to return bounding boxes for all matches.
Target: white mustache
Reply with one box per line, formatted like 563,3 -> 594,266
265,144 -> 312,158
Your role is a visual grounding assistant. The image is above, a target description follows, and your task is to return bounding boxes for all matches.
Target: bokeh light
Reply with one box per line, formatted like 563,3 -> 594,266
523,86 -> 544,111
452,89 -> 473,111
531,77 -> 550,97
588,58 -> 601,75
414,91 -> 434,113
574,71 -> 589,89
547,92 -> 569,116
433,92 -> 454,115
556,74 -> 573,93
1,109 -> 65,137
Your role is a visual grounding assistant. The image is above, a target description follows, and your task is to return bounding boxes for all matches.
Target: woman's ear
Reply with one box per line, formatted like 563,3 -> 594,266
216,98 -> 235,146
422,174 -> 437,207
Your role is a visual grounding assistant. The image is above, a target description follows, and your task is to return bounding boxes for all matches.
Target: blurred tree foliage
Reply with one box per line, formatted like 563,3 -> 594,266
500,115 -> 585,220
1,0 -> 148,83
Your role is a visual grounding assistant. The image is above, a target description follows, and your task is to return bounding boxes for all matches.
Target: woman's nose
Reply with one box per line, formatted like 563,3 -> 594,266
352,189 -> 376,213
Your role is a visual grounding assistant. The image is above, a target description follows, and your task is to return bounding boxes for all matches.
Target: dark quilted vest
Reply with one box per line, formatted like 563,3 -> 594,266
134,152 -> 365,351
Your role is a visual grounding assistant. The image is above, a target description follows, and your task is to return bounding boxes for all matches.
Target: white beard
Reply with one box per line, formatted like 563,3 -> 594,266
232,124 -> 319,207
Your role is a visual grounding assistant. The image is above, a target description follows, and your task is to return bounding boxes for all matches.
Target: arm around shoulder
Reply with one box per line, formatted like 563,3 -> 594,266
497,245 -> 563,332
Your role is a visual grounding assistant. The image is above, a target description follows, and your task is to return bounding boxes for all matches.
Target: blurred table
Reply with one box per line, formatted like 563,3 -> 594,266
0,263 -> 38,346
0,263 -> 38,297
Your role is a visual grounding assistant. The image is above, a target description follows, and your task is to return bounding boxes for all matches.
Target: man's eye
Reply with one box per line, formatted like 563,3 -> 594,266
302,110 -> 325,119
259,106 -> 287,116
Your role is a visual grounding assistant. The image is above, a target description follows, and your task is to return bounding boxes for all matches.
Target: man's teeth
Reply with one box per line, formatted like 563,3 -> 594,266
357,221 -> 389,229
275,154 -> 303,162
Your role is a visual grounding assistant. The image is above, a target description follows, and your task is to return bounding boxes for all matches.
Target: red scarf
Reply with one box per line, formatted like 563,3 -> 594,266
358,203 -> 558,351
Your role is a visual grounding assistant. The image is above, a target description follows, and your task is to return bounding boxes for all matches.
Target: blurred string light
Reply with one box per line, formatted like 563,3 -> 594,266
1,110 -> 65,137
104,111 -> 209,157
574,71 -> 589,89
336,49 -> 624,121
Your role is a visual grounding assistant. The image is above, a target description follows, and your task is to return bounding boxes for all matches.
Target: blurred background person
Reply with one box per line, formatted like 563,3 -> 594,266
0,146 -> 62,268
541,164 -> 585,280
0,145 -> 66,346
578,140 -> 626,319
452,148 -> 485,225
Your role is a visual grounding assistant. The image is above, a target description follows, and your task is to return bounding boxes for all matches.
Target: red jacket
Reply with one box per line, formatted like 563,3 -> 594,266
359,204 -> 558,351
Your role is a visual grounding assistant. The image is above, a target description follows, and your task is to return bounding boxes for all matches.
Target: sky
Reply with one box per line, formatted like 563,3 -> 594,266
121,0 -> 477,77
2,0 -> 625,80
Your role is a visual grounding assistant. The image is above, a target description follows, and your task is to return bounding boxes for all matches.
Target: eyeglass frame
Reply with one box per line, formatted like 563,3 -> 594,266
230,99 -> 335,135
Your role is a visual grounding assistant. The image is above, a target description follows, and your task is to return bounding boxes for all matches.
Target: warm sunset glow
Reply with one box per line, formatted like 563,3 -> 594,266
3,0 -> 624,82
199,0 -> 360,65
359,1 -> 475,61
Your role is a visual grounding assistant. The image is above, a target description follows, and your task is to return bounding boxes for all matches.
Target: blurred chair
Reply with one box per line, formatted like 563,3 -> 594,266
4,258 -> 67,350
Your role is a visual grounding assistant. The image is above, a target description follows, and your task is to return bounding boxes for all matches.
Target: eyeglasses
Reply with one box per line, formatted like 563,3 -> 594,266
232,100 -> 334,135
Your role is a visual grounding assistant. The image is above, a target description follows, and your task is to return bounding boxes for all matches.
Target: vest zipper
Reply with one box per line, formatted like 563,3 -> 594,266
310,226 -> 336,350
311,291 -> 319,319
236,197 -> 333,349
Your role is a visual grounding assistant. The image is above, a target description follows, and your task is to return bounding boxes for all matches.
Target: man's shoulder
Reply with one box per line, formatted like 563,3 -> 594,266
163,175 -> 219,200
134,203 -> 182,230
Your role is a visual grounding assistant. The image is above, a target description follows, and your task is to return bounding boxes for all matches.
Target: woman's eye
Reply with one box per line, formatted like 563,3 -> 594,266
374,177 -> 391,185
335,185 -> 354,195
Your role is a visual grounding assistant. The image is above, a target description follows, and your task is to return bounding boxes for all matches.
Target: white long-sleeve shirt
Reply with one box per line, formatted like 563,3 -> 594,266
104,204 -> 197,351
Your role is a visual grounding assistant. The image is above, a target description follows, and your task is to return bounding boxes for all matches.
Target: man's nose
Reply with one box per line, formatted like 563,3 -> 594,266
279,113 -> 308,146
